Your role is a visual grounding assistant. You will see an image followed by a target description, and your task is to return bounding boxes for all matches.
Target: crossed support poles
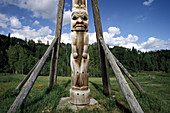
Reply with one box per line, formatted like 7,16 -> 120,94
7,0 -> 65,113
48,0 -> 65,88
92,0 -> 144,112
9,0 -> 144,113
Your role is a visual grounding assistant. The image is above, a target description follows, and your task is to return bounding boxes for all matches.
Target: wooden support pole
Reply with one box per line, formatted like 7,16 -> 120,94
91,1 -> 111,96
49,0 -> 65,87
91,0 -> 144,113
96,22 -> 111,96
7,37 -> 59,113
16,61 -> 39,90
112,54 -> 145,93
49,43 -> 57,89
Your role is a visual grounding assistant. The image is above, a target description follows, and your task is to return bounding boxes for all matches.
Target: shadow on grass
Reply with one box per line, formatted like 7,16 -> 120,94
24,88 -> 50,108
89,81 -> 103,94
19,85 -> 68,113
90,81 -> 131,113
64,80 -> 71,88
115,99 -> 131,113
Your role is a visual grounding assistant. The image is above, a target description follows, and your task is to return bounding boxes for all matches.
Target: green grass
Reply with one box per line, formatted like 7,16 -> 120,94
0,72 -> 170,113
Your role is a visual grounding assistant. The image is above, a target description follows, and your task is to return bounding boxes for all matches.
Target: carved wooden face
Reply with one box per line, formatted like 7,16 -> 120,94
71,10 -> 88,31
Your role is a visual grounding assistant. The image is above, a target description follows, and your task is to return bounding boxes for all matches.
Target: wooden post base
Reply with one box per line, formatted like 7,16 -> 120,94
70,88 -> 90,105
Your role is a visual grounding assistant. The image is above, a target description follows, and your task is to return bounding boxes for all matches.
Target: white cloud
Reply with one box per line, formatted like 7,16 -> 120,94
1,0 -> 71,26
89,32 -> 97,44
108,27 -> 120,37
0,13 -> 9,22
0,13 -> 9,28
61,33 -> 71,44
126,34 -> 138,42
143,0 -> 154,6
89,27 -> 170,52
10,16 -> 22,28
34,35 -> 54,44
9,24 -> 170,52
62,10 -> 71,26
33,20 -> 40,25
139,37 -> 170,51
21,0 -> 57,19
1,0 -> 58,20
0,21 -> 8,28
0,13 -> 22,29
101,27 -> 139,47
10,25 -> 53,44
38,26 -> 52,35
11,26 -> 39,40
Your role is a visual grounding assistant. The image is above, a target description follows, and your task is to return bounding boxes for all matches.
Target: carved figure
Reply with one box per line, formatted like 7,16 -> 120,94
72,0 -> 87,10
70,0 -> 90,105
70,32 -> 89,90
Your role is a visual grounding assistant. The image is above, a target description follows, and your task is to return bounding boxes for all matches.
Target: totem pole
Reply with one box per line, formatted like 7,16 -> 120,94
70,0 -> 90,105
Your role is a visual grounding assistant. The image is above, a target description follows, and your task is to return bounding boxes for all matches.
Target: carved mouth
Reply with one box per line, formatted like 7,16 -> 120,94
74,24 -> 87,29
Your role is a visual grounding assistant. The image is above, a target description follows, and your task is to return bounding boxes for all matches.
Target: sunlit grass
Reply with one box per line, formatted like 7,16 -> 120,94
0,72 -> 170,113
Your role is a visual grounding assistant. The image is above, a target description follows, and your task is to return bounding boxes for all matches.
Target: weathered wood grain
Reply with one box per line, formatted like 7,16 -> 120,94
49,0 -> 65,88
91,0 -> 111,96
8,36 -> 59,113
7,0 -> 65,112
91,0 -> 144,112
16,61 -> 39,90
96,37 -> 111,96
112,54 -> 145,93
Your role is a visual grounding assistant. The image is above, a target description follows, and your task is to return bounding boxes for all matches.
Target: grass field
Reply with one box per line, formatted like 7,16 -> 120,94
0,71 -> 170,113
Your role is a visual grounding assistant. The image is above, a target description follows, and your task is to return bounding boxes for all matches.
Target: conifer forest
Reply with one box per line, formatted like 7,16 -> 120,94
0,34 -> 170,76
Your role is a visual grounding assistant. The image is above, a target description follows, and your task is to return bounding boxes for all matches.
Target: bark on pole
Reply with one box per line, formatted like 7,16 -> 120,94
7,36 -> 58,113
91,0 -> 144,113
112,54 -> 145,93
49,0 -> 65,87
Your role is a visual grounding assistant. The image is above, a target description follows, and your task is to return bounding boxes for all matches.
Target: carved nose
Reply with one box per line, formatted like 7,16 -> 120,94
77,18 -> 83,23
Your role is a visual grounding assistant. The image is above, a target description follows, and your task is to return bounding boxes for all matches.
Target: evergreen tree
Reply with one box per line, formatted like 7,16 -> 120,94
1,34 -> 170,75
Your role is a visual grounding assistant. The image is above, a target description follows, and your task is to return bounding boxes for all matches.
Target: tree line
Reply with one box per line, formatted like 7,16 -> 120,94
0,34 -> 169,77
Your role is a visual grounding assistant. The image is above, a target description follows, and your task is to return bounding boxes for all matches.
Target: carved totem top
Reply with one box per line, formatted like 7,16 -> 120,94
71,0 -> 88,31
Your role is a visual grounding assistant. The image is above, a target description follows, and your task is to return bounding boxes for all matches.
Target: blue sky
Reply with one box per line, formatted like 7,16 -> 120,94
0,0 -> 170,51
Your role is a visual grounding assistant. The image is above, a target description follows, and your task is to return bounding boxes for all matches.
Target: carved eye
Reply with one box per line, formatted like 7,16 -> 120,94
83,16 -> 88,20
72,15 -> 77,20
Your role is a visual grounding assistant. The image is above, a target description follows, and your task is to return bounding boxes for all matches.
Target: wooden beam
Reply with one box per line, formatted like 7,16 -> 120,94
7,36 -> 59,113
112,54 -> 145,93
49,0 -> 65,86
91,0 -> 111,96
16,61 -> 39,90
49,43 -> 57,89
96,26 -> 111,96
91,0 -> 144,113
